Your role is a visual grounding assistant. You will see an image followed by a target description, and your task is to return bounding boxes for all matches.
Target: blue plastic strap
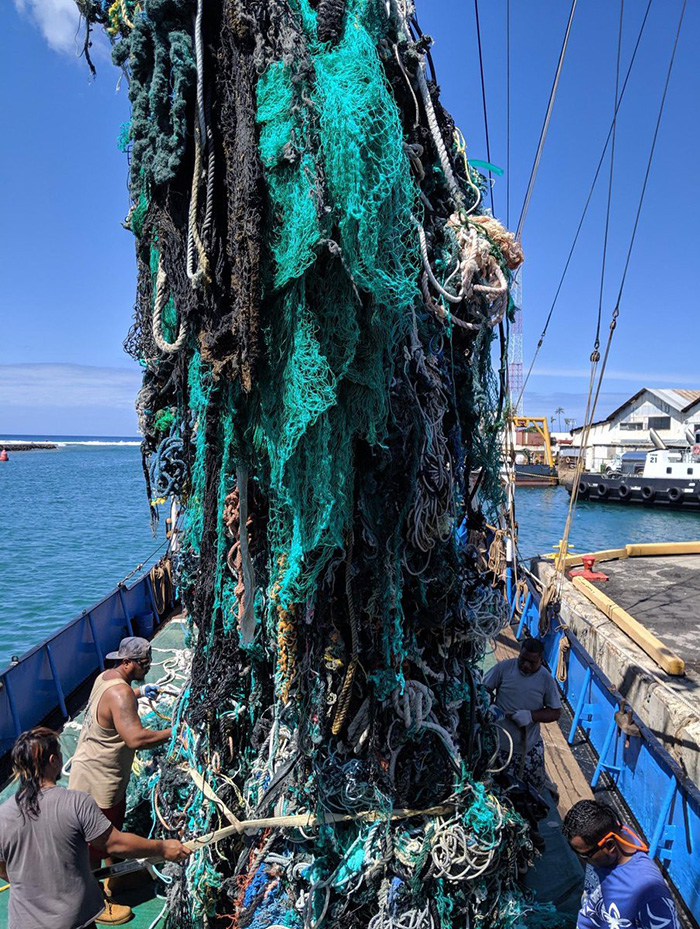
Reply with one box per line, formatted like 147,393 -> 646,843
516,593 -> 532,639
3,673 -> 22,738
592,713 -> 619,787
146,575 -> 161,628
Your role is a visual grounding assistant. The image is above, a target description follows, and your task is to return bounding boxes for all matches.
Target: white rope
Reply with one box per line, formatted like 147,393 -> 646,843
430,815 -> 496,882
152,263 -> 188,353
412,218 -> 466,305
415,64 -> 463,208
486,723 -> 514,775
463,585 -> 509,645
186,0 -> 211,289
446,216 -> 509,325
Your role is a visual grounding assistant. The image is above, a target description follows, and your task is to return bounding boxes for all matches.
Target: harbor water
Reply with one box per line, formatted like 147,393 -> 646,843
0,438 -> 698,669
515,484 -> 700,561
0,438 -> 166,668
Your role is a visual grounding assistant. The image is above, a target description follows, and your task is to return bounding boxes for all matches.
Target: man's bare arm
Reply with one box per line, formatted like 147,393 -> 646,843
109,689 -> 172,750
0,861 -> 7,881
92,826 -> 189,863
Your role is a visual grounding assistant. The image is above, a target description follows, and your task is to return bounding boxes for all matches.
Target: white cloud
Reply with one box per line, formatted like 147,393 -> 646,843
0,363 -> 141,409
530,367 -> 698,386
14,0 -> 82,56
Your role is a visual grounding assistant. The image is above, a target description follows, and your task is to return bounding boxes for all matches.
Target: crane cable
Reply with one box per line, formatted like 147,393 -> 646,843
473,0 -> 495,215
504,0 -> 576,548
556,0 -> 687,582
515,0 -> 654,411
515,0 -> 577,242
593,0 -> 624,352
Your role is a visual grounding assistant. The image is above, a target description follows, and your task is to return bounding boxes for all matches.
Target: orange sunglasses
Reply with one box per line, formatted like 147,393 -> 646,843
578,825 -> 648,860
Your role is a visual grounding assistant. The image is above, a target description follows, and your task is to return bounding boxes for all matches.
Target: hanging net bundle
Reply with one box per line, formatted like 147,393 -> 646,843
76,0 -> 541,926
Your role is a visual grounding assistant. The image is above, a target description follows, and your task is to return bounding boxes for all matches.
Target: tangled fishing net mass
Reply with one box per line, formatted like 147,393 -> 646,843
73,0 -> 558,926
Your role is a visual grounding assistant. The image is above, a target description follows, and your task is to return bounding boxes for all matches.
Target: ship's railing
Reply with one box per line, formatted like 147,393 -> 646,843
511,569 -> 700,925
0,564 -> 173,763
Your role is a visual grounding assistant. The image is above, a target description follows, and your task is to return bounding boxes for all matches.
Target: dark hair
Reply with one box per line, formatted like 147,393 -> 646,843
562,800 -> 621,844
521,637 -> 544,655
12,728 -> 61,821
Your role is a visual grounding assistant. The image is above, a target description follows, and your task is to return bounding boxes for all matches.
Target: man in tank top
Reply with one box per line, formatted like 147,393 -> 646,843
69,637 -> 172,859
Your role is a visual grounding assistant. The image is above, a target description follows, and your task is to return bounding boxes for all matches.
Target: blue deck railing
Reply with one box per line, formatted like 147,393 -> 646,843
512,568 -> 700,924
0,569 -> 169,761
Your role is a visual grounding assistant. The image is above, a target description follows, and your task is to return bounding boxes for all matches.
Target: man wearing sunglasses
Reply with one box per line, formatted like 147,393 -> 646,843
563,800 -> 680,929
68,637 -> 172,922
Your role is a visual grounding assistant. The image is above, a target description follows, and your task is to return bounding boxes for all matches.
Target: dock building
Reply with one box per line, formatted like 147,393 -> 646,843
570,388 -> 700,472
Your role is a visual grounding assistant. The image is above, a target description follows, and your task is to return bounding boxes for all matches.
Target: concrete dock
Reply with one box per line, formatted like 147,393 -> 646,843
591,554 -> 700,674
532,550 -> 700,784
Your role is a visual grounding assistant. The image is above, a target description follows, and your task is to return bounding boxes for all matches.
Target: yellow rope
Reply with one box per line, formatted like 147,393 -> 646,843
452,128 -> 481,215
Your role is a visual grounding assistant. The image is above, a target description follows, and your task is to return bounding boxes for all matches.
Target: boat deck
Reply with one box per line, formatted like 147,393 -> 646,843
0,617 -> 190,928
492,626 -> 594,818
589,554 -> 700,674
488,626 -> 586,923
0,618 -> 586,928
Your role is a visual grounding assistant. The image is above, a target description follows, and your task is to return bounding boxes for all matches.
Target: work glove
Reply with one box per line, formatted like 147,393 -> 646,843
488,704 -> 505,722
510,709 -> 533,728
143,684 -> 160,700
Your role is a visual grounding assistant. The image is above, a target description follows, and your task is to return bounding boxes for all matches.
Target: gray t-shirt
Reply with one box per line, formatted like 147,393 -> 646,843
483,657 -> 562,753
0,786 -> 110,929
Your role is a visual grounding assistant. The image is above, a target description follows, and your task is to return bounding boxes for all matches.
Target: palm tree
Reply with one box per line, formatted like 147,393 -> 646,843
554,407 -> 565,431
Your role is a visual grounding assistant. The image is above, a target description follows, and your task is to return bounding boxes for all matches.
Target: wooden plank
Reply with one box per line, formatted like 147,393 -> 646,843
491,624 -> 594,817
543,547 -> 629,568
493,626 -> 520,662
572,576 -> 685,675
543,716 -> 594,817
625,541 -> 700,557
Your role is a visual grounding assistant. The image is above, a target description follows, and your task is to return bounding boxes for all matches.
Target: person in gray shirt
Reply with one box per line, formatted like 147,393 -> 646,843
0,727 -> 190,929
483,637 -> 562,796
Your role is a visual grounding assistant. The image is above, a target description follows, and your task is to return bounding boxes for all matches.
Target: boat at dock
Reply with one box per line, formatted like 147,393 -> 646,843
571,429 -> 700,510
507,416 -> 559,487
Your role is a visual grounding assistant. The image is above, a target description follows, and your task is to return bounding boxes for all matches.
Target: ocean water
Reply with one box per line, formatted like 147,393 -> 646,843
515,484 -> 700,561
0,439 -> 697,669
0,438 -> 166,668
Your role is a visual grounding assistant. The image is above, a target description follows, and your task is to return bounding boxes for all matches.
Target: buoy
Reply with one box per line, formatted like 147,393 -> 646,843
0,449 -> 8,462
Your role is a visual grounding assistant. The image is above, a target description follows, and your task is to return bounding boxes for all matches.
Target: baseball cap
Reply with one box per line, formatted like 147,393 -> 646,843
105,636 -> 152,662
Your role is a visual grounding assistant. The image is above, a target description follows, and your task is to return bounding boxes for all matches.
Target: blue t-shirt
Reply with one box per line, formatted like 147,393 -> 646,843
578,852 -> 680,929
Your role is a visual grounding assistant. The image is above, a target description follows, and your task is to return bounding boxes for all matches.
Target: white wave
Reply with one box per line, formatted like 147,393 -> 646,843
58,441 -> 142,447
0,439 -> 141,448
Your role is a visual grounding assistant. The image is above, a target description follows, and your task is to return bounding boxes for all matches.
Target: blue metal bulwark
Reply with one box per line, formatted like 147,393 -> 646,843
0,569 -> 173,764
510,567 -> 700,924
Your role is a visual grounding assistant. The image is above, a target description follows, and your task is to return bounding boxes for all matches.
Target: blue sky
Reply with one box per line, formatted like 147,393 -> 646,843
2,0 -> 697,435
